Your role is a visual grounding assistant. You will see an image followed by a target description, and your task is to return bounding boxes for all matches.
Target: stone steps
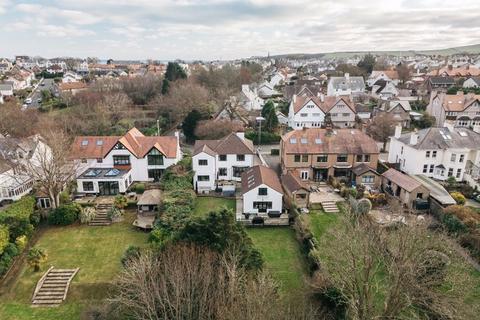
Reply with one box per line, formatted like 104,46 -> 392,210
32,267 -> 79,307
320,201 -> 340,213
89,204 -> 113,226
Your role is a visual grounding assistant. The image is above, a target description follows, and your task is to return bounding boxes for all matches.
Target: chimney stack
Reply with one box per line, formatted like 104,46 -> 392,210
345,73 -> 350,80
409,130 -> 418,145
293,94 -> 297,103
394,125 -> 402,139
320,93 -> 325,102
235,131 -> 245,140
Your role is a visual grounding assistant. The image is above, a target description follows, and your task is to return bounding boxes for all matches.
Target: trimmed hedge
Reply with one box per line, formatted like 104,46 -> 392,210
245,130 -> 281,145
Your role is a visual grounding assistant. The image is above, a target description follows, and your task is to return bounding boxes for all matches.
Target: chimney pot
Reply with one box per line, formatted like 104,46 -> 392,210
409,131 -> 418,145
394,125 -> 402,139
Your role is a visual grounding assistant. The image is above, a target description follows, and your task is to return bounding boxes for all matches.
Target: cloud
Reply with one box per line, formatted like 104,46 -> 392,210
3,0 -> 480,59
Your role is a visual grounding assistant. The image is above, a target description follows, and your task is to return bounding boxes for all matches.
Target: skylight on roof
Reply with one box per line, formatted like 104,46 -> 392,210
96,139 -> 103,146
81,139 -> 89,146
315,138 -> 322,144
105,169 -> 120,177
84,169 -> 101,177
301,138 -> 307,144
458,131 -> 468,137
290,138 -> 297,144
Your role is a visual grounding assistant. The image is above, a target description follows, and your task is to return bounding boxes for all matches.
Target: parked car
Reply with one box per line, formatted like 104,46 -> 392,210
25,98 -> 32,104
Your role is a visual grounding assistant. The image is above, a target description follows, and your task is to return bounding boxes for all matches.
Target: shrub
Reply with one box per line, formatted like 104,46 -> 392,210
450,192 -> 466,205
30,211 -> 41,227
27,247 -> 47,272
356,198 -> 372,215
356,184 -> 366,199
443,205 -> 480,229
0,196 -> 36,240
441,213 -> 467,235
121,245 -> 141,267
107,207 -> 123,221
366,193 -> 387,207
80,206 -> 96,224
340,187 -> 357,199
15,235 -> 27,252
134,183 -> 145,194
48,203 -> 81,225
0,225 -> 9,255
245,130 -> 280,145
0,243 -> 20,276
59,191 -> 71,205
114,195 -> 128,209
459,233 -> 480,262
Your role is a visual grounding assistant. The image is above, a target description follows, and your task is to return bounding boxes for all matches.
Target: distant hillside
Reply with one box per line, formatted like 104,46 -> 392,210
269,44 -> 480,60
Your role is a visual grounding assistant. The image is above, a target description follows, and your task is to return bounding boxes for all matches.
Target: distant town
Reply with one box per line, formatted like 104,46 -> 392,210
1,47 -> 480,319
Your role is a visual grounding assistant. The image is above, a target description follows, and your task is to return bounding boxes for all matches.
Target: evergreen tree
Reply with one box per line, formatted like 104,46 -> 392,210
165,62 -> 187,81
161,78 -> 170,95
261,100 -> 274,118
357,53 -> 376,74
182,110 -> 202,143
264,106 -> 278,132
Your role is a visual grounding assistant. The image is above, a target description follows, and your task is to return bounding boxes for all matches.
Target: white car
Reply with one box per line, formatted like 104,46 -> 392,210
25,98 -> 32,104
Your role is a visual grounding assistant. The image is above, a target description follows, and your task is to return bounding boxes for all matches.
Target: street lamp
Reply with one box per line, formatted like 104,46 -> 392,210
256,116 -> 265,146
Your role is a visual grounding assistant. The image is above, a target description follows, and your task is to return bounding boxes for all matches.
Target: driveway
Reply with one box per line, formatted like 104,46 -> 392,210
257,144 -> 281,174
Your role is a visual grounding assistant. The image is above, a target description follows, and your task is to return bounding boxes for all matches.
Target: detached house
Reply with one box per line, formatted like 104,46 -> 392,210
71,128 -> 181,195
368,70 -> 400,86
239,84 -> 264,111
193,132 -> 255,193
0,135 -> 51,206
371,79 -> 399,100
388,125 -> 480,188
426,91 -> 480,127
327,73 -> 365,97
375,100 -> 412,128
240,165 -> 284,223
426,76 -> 455,92
463,77 -> 480,89
281,128 -> 379,183
288,94 -> 357,129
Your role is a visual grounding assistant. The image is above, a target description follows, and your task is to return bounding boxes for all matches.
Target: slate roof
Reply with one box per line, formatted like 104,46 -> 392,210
329,76 -> 365,92
382,168 -> 421,192
241,165 -> 283,195
282,128 -> 378,155
428,76 -> 455,85
292,95 -> 355,114
352,163 -> 378,176
71,128 -> 178,159
396,127 -> 480,150
193,133 -> 254,156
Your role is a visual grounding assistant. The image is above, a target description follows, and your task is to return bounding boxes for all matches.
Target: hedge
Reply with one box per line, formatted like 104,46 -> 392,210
245,130 -> 281,145
0,196 -> 36,241
48,203 -> 81,226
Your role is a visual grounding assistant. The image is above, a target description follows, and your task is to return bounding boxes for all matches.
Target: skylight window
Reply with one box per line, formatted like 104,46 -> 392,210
301,138 -> 307,144
96,139 -> 103,146
459,131 -> 468,137
81,140 -> 89,146
105,169 -> 121,177
84,169 -> 101,177
290,138 -> 297,144
315,138 -> 322,144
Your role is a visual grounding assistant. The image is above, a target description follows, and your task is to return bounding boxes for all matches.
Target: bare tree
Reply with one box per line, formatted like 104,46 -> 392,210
109,244 -> 317,320
314,212 -> 474,320
366,112 -> 396,151
18,130 -> 77,208
194,119 -> 244,140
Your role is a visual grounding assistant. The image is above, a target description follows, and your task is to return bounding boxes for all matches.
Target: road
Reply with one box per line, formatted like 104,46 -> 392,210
25,78 -> 57,108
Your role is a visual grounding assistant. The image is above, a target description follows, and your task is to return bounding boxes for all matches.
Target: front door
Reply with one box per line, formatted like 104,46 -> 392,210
98,181 -> 119,195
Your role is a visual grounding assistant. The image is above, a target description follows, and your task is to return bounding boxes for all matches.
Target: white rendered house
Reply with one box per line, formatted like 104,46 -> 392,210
288,94 -> 357,129
388,125 -> 480,186
192,132 -> 255,193
71,128 -> 182,195
0,135 -> 51,204
241,165 -> 283,218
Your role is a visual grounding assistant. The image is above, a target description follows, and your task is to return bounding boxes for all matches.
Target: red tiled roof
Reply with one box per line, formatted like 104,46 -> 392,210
242,165 -> 283,195
70,128 -> 178,159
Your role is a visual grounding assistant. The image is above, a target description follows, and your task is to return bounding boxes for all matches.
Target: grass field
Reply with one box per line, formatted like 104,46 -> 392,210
247,228 -> 306,297
0,212 -> 148,320
193,196 -> 236,217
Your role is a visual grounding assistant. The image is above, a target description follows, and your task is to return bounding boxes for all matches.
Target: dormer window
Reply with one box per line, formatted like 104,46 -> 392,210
81,140 -> 89,146
301,138 -> 307,144
290,138 -> 297,144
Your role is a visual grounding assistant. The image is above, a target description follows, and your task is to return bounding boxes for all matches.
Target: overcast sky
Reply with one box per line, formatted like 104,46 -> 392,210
1,0 -> 479,61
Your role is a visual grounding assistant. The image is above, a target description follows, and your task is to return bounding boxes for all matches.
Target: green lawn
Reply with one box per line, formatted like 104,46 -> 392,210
247,228 -> 306,298
193,196 -> 236,217
0,211 -> 148,320
306,210 -> 339,240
